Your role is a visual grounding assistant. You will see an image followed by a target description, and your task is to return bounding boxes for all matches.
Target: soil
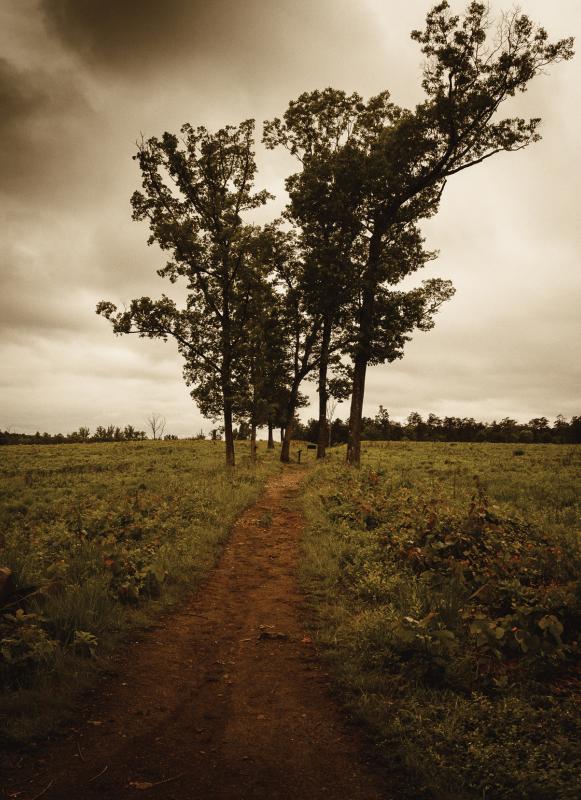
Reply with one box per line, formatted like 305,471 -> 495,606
2,466 -> 391,800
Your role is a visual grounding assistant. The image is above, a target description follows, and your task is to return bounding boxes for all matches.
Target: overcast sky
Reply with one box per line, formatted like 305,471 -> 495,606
1,0 -> 579,437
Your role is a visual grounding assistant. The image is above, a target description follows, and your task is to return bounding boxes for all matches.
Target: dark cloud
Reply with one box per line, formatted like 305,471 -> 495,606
0,58 -> 51,189
0,56 -> 91,199
0,58 -> 45,123
0,0 -> 578,434
41,0 -> 198,74
39,0 -> 395,104
40,1 -> 336,79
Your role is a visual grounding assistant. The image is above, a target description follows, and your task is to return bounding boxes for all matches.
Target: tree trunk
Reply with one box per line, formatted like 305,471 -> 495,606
221,289 -> 235,466
346,229 -> 382,467
250,415 -> 257,462
281,423 -> 293,463
267,419 -> 275,449
280,384 -> 300,463
316,316 -> 332,459
346,352 -> 367,465
280,426 -> 285,443
223,394 -> 236,467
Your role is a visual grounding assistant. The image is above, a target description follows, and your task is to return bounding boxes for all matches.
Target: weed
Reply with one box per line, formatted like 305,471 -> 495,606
300,442 -> 581,800
257,511 -> 273,529
0,439 -> 280,741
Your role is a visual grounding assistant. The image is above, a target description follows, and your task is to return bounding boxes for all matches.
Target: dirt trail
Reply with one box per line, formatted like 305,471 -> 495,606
3,467 -> 390,800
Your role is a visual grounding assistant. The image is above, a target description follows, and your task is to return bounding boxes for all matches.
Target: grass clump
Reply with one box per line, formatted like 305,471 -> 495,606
300,442 -> 580,800
0,439 -> 280,742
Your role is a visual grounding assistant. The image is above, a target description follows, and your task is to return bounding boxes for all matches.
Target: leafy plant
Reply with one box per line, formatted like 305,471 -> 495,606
1,610 -> 59,686
300,443 -> 581,799
73,630 -> 98,658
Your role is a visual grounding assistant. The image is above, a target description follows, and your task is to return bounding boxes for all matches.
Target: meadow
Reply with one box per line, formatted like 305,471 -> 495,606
2,437 -> 579,798
0,439 -> 280,742
300,442 -> 580,800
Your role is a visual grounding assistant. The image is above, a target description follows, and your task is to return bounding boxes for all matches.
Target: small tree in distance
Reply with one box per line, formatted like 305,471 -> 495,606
147,413 -> 166,440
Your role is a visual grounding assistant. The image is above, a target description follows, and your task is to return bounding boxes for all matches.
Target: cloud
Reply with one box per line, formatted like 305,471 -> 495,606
360,278 -> 581,424
40,0 -> 199,75
0,55 -> 92,200
39,0 -> 390,103
40,1 -> 335,78
0,58 -> 52,189
0,0 -> 578,435
0,334 -> 200,436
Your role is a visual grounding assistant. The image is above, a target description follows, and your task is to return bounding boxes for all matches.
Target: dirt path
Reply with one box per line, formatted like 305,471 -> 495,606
3,467 -> 390,800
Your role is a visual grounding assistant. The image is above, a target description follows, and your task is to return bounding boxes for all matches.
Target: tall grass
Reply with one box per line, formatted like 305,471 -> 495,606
0,439 -> 280,742
300,442 -> 580,800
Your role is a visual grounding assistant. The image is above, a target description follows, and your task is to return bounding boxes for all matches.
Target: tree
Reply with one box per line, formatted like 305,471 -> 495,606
529,417 -> 550,442
375,406 -> 392,439
234,421 -> 251,439
345,3 -> 573,464
232,242 -> 291,460
264,89 -> 394,459
268,3 -> 573,466
97,120 -> 271,466
265,90 -> 445,465
265,90 -> 455,462
260,225 -> 340,463
147,413 -> 166,440
326,371 -> 352,447
123,424 -> 140,441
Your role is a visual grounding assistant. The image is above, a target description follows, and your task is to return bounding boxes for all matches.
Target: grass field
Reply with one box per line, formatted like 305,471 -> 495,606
0,439 -> 280,742
2,438 -> 579,797
300,442 -> 580,800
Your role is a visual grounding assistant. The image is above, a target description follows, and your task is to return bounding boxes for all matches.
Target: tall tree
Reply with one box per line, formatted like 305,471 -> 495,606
268,2 -> 573,466
264,90 -> 451,460
264,89 -> 374,459
97,120 -> 271,466
232,252 -> 287,461
262,226 -> 324,463
342,1 -> 573,465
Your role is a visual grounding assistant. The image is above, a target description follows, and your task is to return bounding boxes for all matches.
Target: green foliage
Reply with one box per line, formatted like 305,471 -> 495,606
300,442 -> 580,799
1,610 -> 58,672
72,630 -> 98,658
97,120 -> 274,465
267,5 -> 573,465
0,439 -> 279,739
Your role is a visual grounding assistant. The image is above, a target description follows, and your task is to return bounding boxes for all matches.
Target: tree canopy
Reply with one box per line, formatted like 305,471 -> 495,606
98,2 -> 573,466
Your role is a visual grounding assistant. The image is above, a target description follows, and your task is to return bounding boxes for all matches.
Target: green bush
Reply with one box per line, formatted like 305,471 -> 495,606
300,443 -> 581,799
0,439 -> 280,738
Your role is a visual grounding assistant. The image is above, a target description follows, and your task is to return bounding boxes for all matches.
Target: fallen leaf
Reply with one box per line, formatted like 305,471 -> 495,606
128,780 -> 154,790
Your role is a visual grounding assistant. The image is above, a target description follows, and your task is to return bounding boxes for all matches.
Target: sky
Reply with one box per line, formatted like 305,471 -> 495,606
1,0 -> 579,437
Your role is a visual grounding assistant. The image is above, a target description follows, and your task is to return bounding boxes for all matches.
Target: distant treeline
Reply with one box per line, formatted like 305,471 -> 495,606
0,425 -> 155,446
4,411 -> 580,447
294,409 -> 581,445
